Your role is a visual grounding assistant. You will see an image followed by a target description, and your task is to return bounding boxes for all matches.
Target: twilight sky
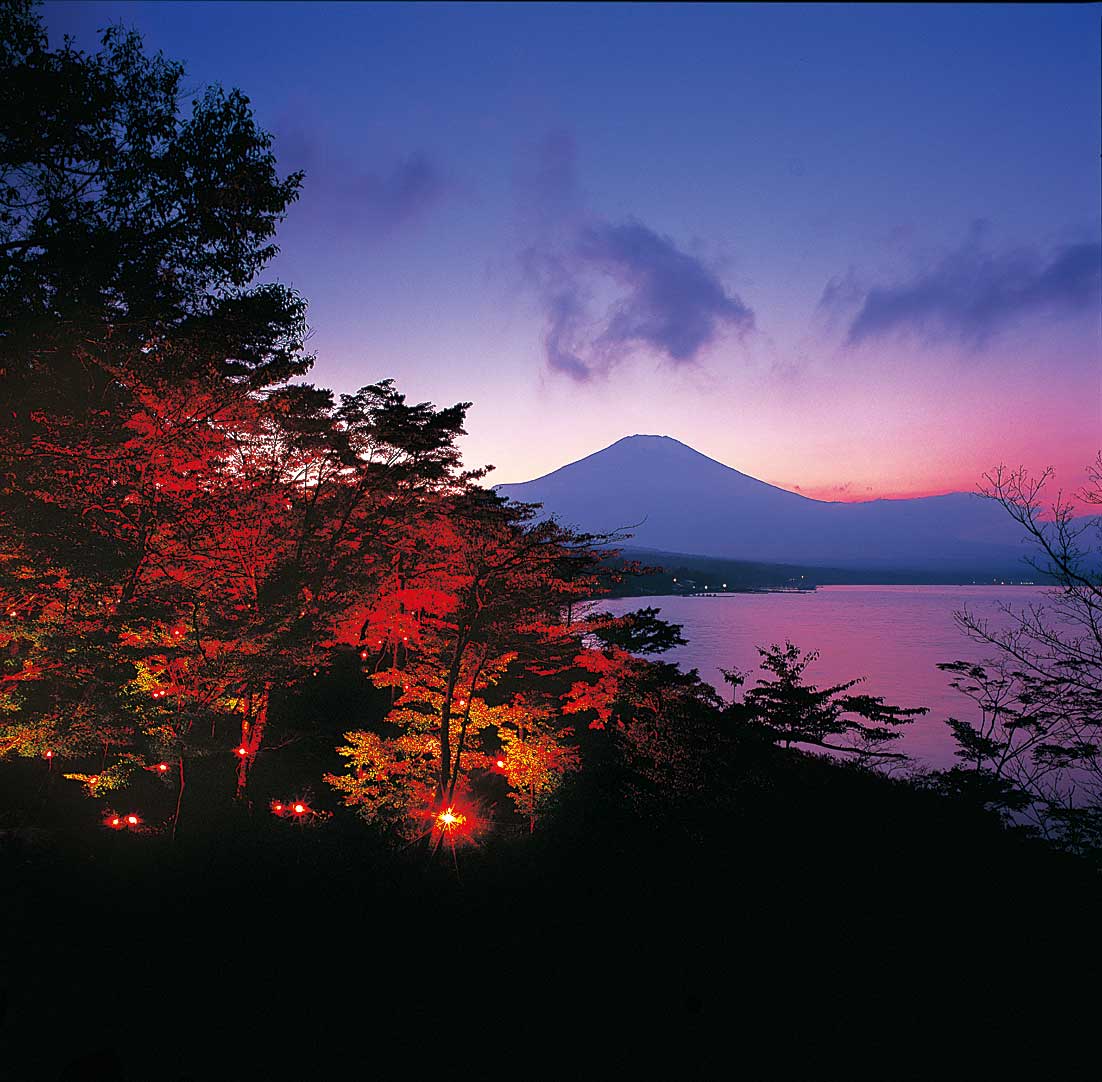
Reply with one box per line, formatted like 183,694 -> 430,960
45,2 -> 1101,498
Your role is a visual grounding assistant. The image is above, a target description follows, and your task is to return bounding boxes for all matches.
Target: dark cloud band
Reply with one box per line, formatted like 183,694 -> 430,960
833,227 -> 1101,347
518,133 -> 752,382
527,217 -> 753,381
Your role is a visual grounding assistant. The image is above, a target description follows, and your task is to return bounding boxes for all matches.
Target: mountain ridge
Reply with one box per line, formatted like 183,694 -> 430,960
521,434 -> 974,507
493,435 -> 1037,573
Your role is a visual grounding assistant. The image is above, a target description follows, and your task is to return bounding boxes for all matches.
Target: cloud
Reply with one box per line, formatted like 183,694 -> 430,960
519,129 -> 580,228
519,134 -> 753,381
817,267 -> 865,314
350,153 -> 446,230
827,224 -> 1101,348
786,479 -> 876,501
276,123 -> 448,237
579,221 -> 753,363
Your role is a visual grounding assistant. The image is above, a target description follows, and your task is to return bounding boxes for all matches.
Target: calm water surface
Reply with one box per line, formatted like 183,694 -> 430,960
603,585 -> 1054,768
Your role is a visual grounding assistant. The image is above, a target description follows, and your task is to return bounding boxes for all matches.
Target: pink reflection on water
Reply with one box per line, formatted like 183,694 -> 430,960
604,585 -> 1055,769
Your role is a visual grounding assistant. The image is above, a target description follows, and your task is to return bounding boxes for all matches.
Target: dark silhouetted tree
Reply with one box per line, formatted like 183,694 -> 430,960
937,458 -> 1102,853
0,3 -> 309,805
727,642 -> 926,762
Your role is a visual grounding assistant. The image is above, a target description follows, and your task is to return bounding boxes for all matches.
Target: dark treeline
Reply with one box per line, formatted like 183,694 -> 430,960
2,5 -> 1101,1076
601,546 -> 1047,596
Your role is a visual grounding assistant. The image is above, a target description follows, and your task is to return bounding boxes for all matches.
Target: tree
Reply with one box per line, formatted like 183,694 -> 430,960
727,642 -> 926,762
937,458 -> 1102,853
326,491 -> 620,840
552,605 -> 734,828
0,6 -> 489,836
0,1 -> 307,820
166,378 -> 470,800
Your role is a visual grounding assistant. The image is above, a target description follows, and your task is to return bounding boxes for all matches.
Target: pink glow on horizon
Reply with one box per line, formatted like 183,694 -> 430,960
462,323 -> 1098,511
779,482 -> 969,504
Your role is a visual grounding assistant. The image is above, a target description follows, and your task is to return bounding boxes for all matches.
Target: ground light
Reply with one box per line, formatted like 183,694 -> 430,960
436,806 -> 467,833
106,813 -> 141,830
271,799 -> 322,822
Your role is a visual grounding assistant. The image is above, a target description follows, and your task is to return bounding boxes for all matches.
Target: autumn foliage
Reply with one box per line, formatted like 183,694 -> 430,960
1,4 -> 705,842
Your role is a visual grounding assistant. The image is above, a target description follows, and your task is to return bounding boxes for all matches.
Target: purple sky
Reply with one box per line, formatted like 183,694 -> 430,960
45,2 -> 1101,498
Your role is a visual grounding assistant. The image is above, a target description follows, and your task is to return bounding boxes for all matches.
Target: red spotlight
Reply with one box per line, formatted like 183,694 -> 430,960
293,803 -> 305,815
111,817 -> 120,827
236,746 -> 248,757
157,763 -> 168,773
496,759 -> 505,769
126,815 -> 139,826
44,750 -> 53,760
435,806 -> 467,834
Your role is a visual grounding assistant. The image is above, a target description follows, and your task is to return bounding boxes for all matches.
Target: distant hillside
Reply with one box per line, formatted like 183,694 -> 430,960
601,547 -> 1044,597
495,435 -> 1044,576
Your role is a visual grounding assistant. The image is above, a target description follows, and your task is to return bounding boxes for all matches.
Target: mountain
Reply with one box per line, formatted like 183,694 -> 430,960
494,435 -> 1039,575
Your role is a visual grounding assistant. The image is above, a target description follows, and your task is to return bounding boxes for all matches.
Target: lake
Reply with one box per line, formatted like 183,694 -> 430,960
601,585 -> 1054,769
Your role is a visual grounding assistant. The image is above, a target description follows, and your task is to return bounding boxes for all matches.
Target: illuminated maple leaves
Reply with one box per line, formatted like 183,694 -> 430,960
325,492 -> 626,837
1,7 -> 697,847
497,723 -> 581,831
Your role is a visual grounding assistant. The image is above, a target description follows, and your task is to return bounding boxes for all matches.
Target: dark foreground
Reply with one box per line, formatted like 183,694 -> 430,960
4,750 -> 1100,1081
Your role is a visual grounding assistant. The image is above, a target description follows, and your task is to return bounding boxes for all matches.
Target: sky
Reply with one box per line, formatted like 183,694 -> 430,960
44,2 -> 1102,499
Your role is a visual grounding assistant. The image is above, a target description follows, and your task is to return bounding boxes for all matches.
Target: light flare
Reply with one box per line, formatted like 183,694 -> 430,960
436,806 -> 467,833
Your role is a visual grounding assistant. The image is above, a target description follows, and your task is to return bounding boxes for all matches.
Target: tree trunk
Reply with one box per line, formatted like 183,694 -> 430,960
437,629 -> 469,805
172,755 -> 186,842
447,657 -> 487,801
235,682 -> 271,799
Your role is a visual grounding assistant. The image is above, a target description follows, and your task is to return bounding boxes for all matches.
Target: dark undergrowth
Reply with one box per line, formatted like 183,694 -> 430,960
3,745 -> 1100,1081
